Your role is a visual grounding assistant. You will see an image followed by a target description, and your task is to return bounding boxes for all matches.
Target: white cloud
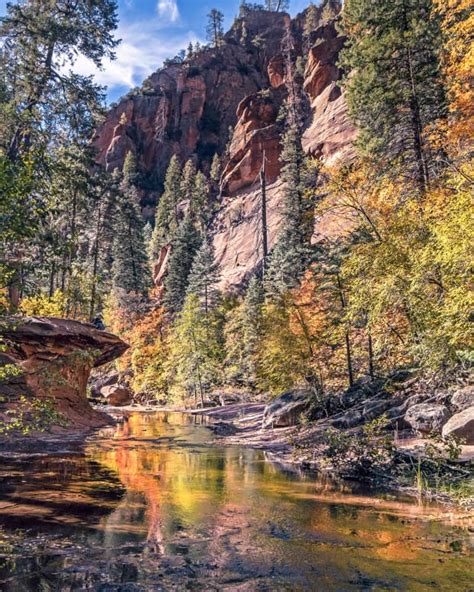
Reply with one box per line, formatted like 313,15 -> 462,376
157,0 -> 179,24
72,19 -> 200,94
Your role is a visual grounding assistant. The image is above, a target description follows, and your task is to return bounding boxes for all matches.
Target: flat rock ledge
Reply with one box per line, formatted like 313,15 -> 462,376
0,316 -> 129,431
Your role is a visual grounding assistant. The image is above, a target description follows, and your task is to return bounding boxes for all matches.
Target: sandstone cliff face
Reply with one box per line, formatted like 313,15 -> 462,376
0,317 -> 129,430
94,2 -> 356,292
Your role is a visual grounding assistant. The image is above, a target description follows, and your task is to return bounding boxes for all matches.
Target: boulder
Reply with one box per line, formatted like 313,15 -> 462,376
101,385 -> 132,407
262,389 -> 313,429
404,403 -> 450,435
451,386 -> 474,412
442,407 -> 474,444
0,316 -> 128,429
91,371 -> 120,398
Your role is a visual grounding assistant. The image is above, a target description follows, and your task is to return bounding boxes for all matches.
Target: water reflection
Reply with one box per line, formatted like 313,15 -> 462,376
0,411 -> 471,591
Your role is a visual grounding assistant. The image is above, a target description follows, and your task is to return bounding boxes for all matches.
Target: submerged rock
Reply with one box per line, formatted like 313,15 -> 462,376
0,316 -> 128,429
262,389 -> 313,429
442,407 -> 474,444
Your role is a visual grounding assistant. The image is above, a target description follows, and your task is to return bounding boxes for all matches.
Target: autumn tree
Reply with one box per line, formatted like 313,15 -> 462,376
434,0 -> 473,156
166,293 -> 223,406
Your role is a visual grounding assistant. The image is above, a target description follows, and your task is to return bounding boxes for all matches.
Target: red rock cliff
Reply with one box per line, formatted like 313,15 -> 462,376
94,1 -> 355,291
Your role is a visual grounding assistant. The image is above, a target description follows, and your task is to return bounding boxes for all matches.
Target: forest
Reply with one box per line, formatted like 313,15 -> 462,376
0,0 -> 472,589
2,0 -> 471,409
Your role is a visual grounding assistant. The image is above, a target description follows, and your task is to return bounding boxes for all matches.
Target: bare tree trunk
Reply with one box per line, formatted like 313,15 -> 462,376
368,332 -> 375,380
260,150 -> 268,275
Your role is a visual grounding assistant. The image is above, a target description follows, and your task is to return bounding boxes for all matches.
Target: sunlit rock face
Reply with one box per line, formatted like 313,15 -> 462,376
0,317 -> 129,429
94,1 -> 356,292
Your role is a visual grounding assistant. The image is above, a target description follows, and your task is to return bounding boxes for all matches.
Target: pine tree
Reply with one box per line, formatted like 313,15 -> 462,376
163,216 -> 202,313
191,171 -> 209,228
149,155 -> 183,260
186,239 -> 220,314
339,0 -> 446,192
265,0 -> 290,12
206,9 -> 224,48
265,113 -> 314,298
181,159 -> 197,202
0,0 -> 118,310
242,276 -> 264,384
179,160 -> 209,228
210,154 -> 221,183
0,0 -> 118,162
112,153 -> 151,296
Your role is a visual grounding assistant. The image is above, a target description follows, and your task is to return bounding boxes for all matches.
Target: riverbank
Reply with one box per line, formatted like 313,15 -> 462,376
186,402 -> 474,510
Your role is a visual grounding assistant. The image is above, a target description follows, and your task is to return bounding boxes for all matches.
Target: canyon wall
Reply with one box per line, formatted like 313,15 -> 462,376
94,1 -> 356,291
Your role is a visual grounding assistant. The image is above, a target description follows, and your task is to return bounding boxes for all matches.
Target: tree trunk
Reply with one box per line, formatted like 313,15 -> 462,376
336,273 -> 354,387
260,150 -> 269,275
89,207 -> 102,320
368,332 -> 375,380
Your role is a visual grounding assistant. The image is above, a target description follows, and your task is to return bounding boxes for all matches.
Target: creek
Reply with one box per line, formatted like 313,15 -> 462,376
0,411 -> 471,591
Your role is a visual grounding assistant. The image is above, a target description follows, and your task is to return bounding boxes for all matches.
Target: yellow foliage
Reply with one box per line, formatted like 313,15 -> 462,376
19,290 -> 67,318
434,0 -> 474,153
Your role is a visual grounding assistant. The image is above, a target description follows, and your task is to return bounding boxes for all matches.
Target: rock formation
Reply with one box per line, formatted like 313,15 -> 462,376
0,317 -> 129,430
94,1 -> 355,291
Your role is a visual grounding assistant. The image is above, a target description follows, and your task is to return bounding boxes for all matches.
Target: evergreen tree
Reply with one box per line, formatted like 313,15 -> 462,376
112,153 -> 151,296
149,155 -> 183,260
210,153 -> 221,183
1,0 -> 118,162
186,239 -> 220,314
241,275 -> 264,384
181,159 -> 197,202
0,0 -> 118,310
339,0 -> 446,192
265,114 -> 315,298
206,9 -> 224,48
191,171 -> 209,228
265,0 -> 289,12
163,216 -> 202,313
180,160 -> 209,227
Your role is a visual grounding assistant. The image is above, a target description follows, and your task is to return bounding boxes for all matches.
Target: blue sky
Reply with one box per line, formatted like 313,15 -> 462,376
0,0 -> 312,104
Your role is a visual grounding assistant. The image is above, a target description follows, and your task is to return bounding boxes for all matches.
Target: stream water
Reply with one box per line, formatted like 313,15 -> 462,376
0,411 -> 472,591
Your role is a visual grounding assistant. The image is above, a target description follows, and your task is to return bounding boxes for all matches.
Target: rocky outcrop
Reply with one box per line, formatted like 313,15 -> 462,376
0,317 -> 129,430
442,407 -> 474,444
221,88 -> 285,195
94,2 -> 356,290
213,180 -> 284,291
404,403 -> 450,435
262,389 -> 313,429
302,21 -> 357,165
